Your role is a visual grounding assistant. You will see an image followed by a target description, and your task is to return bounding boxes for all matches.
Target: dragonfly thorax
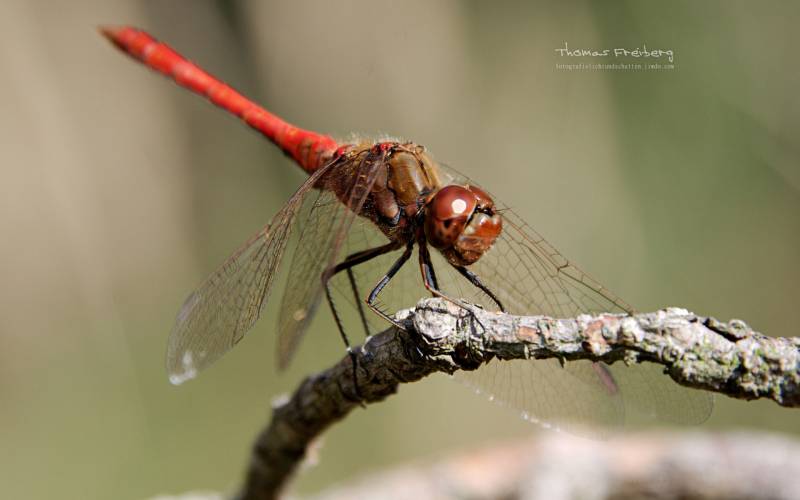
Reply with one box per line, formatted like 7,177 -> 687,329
377,143 -> 442,221
346,141 -> 503,266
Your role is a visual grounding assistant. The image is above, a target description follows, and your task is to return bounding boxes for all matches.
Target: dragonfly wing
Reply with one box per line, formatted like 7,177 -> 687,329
166,162 -> 334,384
435,164 -> 713,428
457,359 -> 624,435
275,150 -> 384,369
325,215 -> 415,335
604,362 -> 715,425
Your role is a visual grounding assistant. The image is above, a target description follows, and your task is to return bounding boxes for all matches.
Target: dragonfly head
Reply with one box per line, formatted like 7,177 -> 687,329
423,184 -> 502,265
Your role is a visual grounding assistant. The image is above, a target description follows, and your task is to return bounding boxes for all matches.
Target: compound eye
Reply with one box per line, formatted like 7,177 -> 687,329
466,185 -> 495,210
429,185 -> 476,220
424,186 -> 478,249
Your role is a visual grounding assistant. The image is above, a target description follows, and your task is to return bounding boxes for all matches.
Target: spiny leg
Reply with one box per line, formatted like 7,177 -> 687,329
418,242 -> 456,306
426,249 -> 440,290
418,241 -> 489,333
365,242 -> 415,326
453,265 -> 505,312
337,245 -> 393,337
346,267 -> 370,336
322,242 -> 399,398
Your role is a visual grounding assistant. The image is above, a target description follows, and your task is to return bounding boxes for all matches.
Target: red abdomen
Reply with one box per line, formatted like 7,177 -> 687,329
101,26 -> 338,173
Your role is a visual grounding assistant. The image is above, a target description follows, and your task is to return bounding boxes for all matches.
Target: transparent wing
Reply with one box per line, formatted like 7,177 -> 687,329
327,161 -> 712,430
325,216 -> 411,334
325,211 -> 629,432
437,164 -> 713,427
165,163 -> 334,385
457,359 -> 625,435
605,362 -> 714,425
319,168 -> 624,432
275,149 -> 384,369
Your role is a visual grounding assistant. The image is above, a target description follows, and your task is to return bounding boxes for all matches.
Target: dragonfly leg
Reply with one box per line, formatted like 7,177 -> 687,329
323,242 -> 400,343
418,241 -> 453,301
365,242 -> 415,327
452,265 -> 506,312
418,242 -> 490,333
345,268 -> 370,336
322,242 -> 399,398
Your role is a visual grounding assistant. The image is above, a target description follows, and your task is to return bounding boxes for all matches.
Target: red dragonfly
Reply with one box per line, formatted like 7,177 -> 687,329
102,26 -> 712,433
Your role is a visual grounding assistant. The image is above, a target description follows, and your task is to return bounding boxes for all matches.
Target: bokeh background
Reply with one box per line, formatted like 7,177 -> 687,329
1,1 -> 798,499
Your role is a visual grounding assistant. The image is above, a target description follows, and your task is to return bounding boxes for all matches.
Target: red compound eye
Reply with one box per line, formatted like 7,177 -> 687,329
424,185 -> 478,249
466,185 -> 494,210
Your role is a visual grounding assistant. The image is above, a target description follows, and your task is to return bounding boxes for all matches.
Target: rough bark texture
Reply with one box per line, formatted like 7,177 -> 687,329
233,298 -> 799,500
413,298 -> 800,406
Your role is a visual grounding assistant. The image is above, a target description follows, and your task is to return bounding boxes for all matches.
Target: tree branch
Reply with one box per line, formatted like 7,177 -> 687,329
235,297 -> 800,500
305,432 -> 800,500
155,431 -> 800,500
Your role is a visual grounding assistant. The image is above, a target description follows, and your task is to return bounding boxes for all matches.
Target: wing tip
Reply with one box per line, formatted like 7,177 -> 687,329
166,349 -> 200,385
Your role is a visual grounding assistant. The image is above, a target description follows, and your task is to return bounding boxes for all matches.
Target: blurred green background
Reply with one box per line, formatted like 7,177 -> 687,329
1,1 -> 798,499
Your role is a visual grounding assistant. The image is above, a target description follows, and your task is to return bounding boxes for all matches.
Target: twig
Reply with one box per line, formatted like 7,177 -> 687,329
235,297 -> 800,500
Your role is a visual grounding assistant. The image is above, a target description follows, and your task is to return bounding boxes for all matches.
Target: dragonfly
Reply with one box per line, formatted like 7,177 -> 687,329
102,26 -> 713,434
